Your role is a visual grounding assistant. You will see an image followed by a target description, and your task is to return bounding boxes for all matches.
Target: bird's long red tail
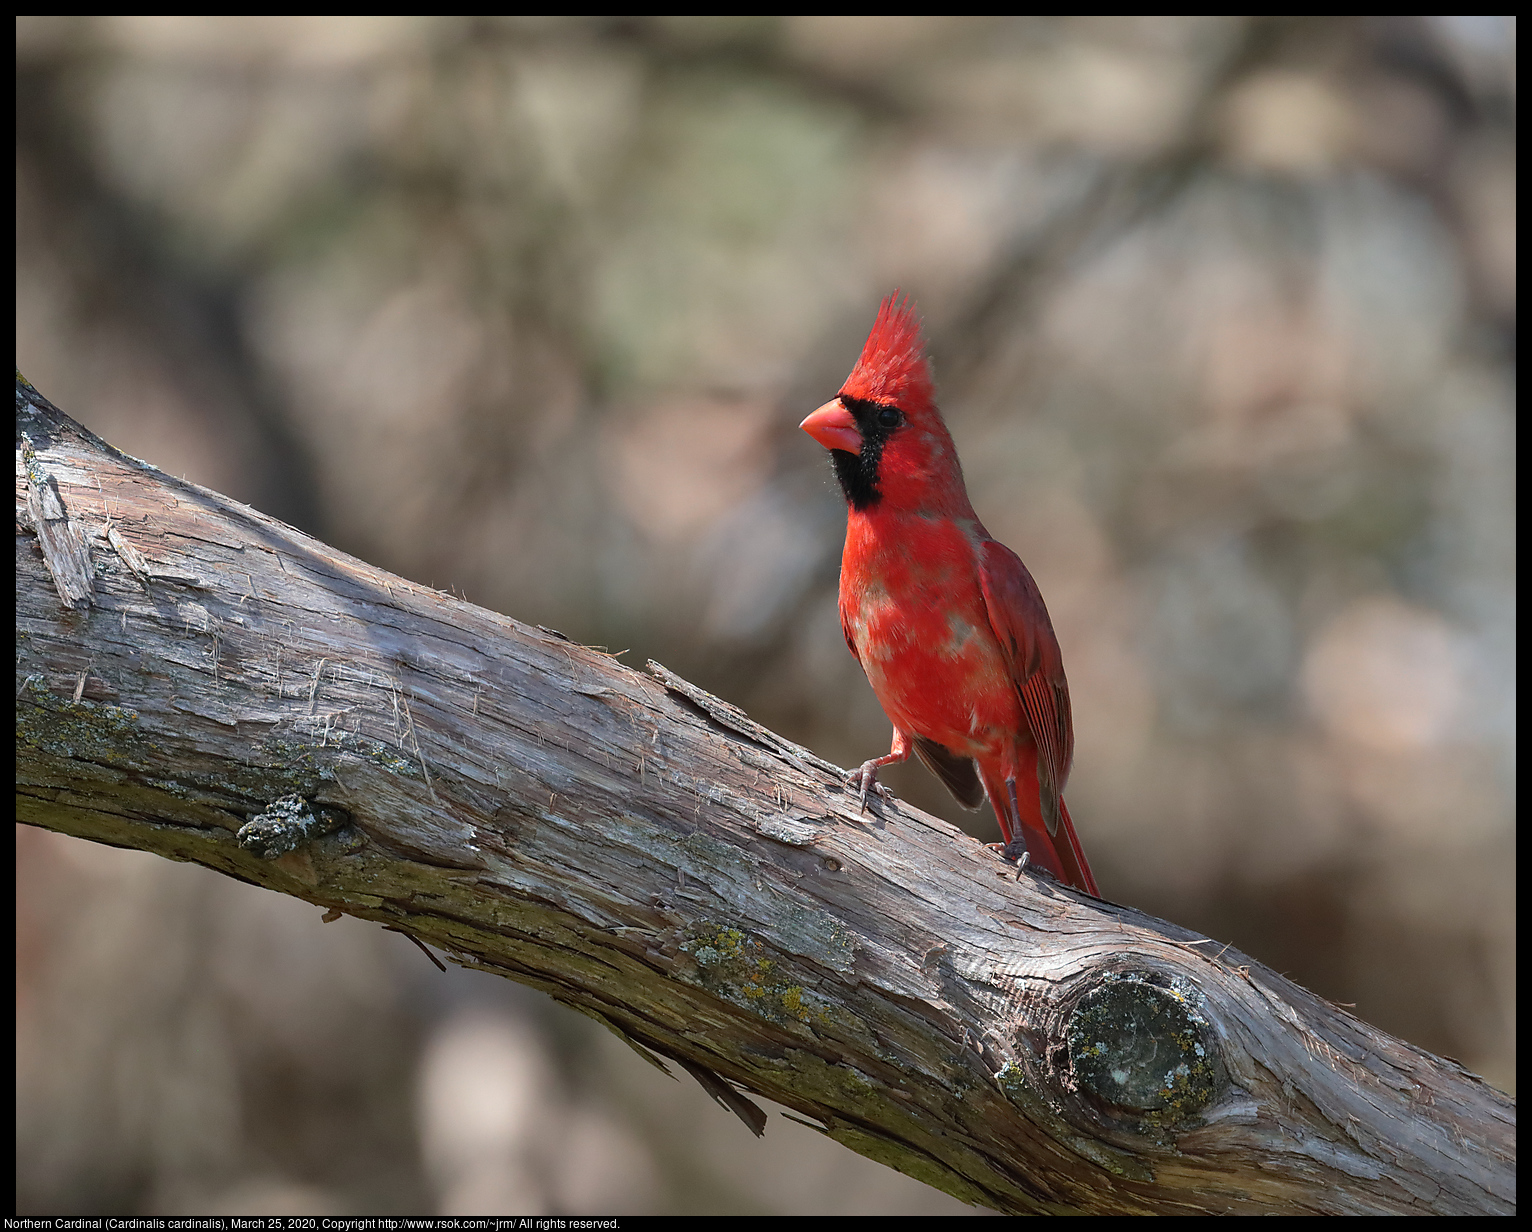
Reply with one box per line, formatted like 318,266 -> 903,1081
1052,799 -> 1098,898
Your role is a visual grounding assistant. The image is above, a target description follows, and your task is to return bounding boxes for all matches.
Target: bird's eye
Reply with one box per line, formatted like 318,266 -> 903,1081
876,407 -> 903,429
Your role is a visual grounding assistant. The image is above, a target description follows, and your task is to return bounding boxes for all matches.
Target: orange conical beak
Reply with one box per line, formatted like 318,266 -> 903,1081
800,399 -> 863,454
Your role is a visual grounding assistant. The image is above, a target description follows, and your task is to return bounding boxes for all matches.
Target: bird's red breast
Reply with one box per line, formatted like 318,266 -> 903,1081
801,294 -> 1098,896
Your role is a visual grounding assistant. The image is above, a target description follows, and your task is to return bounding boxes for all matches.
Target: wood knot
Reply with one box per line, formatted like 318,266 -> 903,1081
1067,972 -> 1218,1123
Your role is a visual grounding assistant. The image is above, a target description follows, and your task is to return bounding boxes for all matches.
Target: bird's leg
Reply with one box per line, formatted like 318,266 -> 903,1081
1001,780 -> 1031,866
849,728 -> 912,812
983,778 -> 1033,879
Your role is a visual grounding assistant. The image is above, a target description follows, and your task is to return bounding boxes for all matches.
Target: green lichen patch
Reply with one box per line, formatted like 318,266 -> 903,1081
680,921 -> 826,1026
16,675 -> 147,766
237,794 -> 352,858
995,1060 -> 1033,1106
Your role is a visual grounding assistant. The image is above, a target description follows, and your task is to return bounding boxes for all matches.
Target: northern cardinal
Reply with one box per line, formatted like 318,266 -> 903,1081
800,294 -> 1098,896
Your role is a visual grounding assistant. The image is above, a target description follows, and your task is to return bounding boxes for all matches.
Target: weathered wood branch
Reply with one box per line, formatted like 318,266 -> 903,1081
15,379 -> 1514,1215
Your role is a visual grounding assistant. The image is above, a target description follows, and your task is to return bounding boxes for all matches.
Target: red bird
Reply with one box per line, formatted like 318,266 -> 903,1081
800,295 -> 1098,896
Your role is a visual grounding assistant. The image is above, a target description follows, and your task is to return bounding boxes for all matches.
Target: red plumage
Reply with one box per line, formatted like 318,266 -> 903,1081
801,294 -> 1098,896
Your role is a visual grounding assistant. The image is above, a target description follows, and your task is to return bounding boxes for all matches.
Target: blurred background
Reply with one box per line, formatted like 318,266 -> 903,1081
16,15 -> 1515,1216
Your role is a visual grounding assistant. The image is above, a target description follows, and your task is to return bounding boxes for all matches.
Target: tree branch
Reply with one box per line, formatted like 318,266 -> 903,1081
15,378 -> 1514,1214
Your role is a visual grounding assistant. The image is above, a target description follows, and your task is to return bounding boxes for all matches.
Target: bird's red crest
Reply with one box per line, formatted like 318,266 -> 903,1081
841,293 -> 933,410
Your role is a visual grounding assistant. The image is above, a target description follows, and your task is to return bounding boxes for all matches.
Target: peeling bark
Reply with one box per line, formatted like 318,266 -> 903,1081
15,379 -> 1515,1214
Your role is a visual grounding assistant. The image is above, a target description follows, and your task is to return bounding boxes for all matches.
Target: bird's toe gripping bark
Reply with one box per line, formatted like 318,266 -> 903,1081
849,760 -> 894,812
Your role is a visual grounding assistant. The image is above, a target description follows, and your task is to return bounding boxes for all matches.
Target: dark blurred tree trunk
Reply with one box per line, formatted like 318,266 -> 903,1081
16,379 -> 1514,1215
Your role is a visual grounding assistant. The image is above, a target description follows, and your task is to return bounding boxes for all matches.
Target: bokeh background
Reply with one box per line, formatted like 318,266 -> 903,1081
16,15 -> 1515,1216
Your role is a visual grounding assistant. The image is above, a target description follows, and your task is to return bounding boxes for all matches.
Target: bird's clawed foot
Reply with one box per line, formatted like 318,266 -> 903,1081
986,840 -> 1034,881
848,760 -> 894,812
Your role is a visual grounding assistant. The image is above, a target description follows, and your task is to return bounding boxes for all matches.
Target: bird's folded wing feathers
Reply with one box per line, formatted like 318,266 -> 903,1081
978,540 -> 1075,834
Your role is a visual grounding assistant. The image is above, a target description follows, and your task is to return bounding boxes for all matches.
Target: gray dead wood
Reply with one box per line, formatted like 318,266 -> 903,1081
15,379 -> 1514,1215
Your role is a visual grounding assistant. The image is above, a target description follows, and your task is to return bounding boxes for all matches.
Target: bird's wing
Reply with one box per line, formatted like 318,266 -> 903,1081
977,539 -> 1074,835
911,735 -> 986,810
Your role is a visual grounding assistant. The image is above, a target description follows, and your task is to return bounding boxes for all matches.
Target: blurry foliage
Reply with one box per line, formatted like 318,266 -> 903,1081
16,14 -> 1514,1216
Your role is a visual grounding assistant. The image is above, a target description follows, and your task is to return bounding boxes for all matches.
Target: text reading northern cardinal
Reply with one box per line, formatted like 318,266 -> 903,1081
801,295 -> 1098,896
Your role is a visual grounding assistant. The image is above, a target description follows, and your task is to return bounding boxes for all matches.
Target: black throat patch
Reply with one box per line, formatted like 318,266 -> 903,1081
829,395 -> 898,511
